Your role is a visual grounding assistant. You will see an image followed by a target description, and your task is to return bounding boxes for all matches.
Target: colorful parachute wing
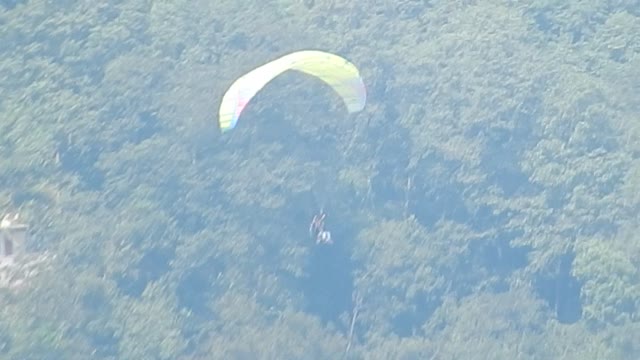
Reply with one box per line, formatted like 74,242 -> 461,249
218,50 -> 366,132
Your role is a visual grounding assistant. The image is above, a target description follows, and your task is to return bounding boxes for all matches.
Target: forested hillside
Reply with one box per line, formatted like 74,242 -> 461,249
1,0 -> 639,359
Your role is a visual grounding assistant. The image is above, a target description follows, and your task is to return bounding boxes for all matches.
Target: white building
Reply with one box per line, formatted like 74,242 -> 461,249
0,213 -> 28,267
0,213 -> 53,289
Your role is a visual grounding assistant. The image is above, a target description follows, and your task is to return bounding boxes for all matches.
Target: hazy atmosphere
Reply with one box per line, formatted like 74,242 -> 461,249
1,0 -> 639,359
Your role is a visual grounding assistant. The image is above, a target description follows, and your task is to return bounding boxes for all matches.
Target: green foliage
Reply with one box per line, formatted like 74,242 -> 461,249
1,0 -> 639,358
574,235 -> 640,326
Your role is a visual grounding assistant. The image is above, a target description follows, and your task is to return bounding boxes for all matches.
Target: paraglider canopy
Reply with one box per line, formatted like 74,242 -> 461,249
218,50 -> 367,132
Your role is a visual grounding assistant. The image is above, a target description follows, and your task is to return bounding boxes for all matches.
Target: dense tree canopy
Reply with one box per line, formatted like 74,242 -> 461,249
1,0 -> 639,358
